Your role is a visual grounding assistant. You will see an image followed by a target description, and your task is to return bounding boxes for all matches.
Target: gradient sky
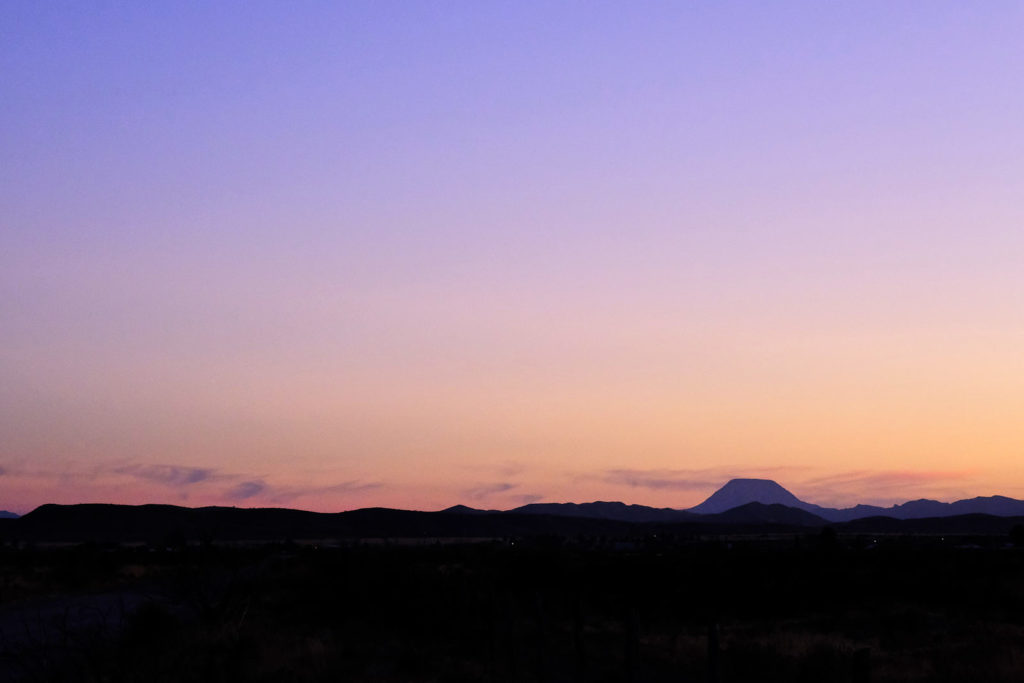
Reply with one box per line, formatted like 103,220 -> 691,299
3,3 -> 1023,514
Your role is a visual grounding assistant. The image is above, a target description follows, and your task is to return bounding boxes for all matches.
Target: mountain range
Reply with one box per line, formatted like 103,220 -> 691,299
701,478 -> 1024,521
474,478 -> 1024,523
5,479 -> 1024,543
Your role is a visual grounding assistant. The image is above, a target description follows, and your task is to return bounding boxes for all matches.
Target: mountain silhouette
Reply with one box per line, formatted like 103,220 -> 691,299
686,479 -> 1024,522
0,510 -> 18,519
5,503 -> 645,543
8,479 -> 1024,544
885,496 -> 1024,519
686,479 -> 880,521
689,479 -> 806,514
440,505 -> 496,514
5,499 -> 1024,543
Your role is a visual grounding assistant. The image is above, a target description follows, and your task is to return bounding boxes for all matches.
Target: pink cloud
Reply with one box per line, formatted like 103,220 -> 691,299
463,482 -> 517,500
795,469 -> 978,507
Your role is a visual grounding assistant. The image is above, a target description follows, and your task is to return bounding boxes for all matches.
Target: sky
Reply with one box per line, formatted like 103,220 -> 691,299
3,2 -> 1023,514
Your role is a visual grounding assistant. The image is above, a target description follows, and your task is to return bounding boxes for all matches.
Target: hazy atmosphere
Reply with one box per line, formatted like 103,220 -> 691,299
3,3 -> 1023,515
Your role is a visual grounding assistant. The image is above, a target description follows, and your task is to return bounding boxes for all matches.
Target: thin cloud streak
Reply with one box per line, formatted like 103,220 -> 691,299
461,460 -> 528,478
599,466 -> 811,493
107,462 -> 383,505
513,493 -> 544,505
802,469 -> 976,489
0,457 -> 382,511
227,480 -> 266,500
589,466 -> 979,509
796,469 -> 978,506
115,464 -> 218,487
463,482 -> 517,500
605,470 -> 721,492
259,480 -> 384,505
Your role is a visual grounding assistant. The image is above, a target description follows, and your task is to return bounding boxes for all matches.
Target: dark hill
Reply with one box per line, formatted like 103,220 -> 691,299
705,502 -> 827,527
16,504 -> 330,543
7,501 -> 1024,545
439,505 -> 496,514
7,503 -> 640,543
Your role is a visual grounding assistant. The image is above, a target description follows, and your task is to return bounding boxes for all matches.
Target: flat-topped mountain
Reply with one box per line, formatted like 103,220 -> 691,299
685,478 -> 874,521
688,479 -> 805,514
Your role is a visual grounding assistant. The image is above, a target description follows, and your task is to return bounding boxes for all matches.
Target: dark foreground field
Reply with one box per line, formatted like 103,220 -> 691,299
2,534 -> 1024,682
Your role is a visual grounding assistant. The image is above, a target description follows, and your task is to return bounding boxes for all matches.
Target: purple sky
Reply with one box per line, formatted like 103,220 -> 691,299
3,3 -> 1024,513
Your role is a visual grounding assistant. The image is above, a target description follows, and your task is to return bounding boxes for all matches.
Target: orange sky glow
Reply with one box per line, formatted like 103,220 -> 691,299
3,4 -> 1023,514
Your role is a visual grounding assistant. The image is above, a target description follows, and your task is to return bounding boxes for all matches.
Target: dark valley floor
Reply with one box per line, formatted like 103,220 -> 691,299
2,532 -> 1024,682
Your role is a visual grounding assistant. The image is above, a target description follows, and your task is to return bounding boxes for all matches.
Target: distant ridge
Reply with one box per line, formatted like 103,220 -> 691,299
3,503 -> 640,543
3,499 -> 1024,544
680,479 -> 1024,522
0,511 -> 18,519
8,479 -> 1024,543
440,505 -> 495,515
509,501 -> 697,523
887,496 -> 1024,519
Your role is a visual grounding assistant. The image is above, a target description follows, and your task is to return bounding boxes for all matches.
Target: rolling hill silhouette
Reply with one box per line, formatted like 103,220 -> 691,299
708,502 -> 827,526
6,478 -> 1024,543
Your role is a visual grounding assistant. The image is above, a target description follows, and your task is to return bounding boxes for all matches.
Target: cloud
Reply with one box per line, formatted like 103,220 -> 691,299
494,461 -> 526,477
598,466 -> 976,507
108,463 -> 381,503
796,469 -> 977,506
513,493 -> 544,505
317,481 -> 382,495
0,457 -> 383,511
590,465 -> 812,493
802,469 -> 973,489
226,480 -> 267,500
270,480 -> 383,502
462,460 -> 527,477
603,469 -> 722,491
115,464 -> 217,487
238,480 -> 384,505
463,482 -> 517,500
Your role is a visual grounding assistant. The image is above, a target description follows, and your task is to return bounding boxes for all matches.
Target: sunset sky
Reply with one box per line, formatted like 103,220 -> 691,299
3,3 -> 1023,514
